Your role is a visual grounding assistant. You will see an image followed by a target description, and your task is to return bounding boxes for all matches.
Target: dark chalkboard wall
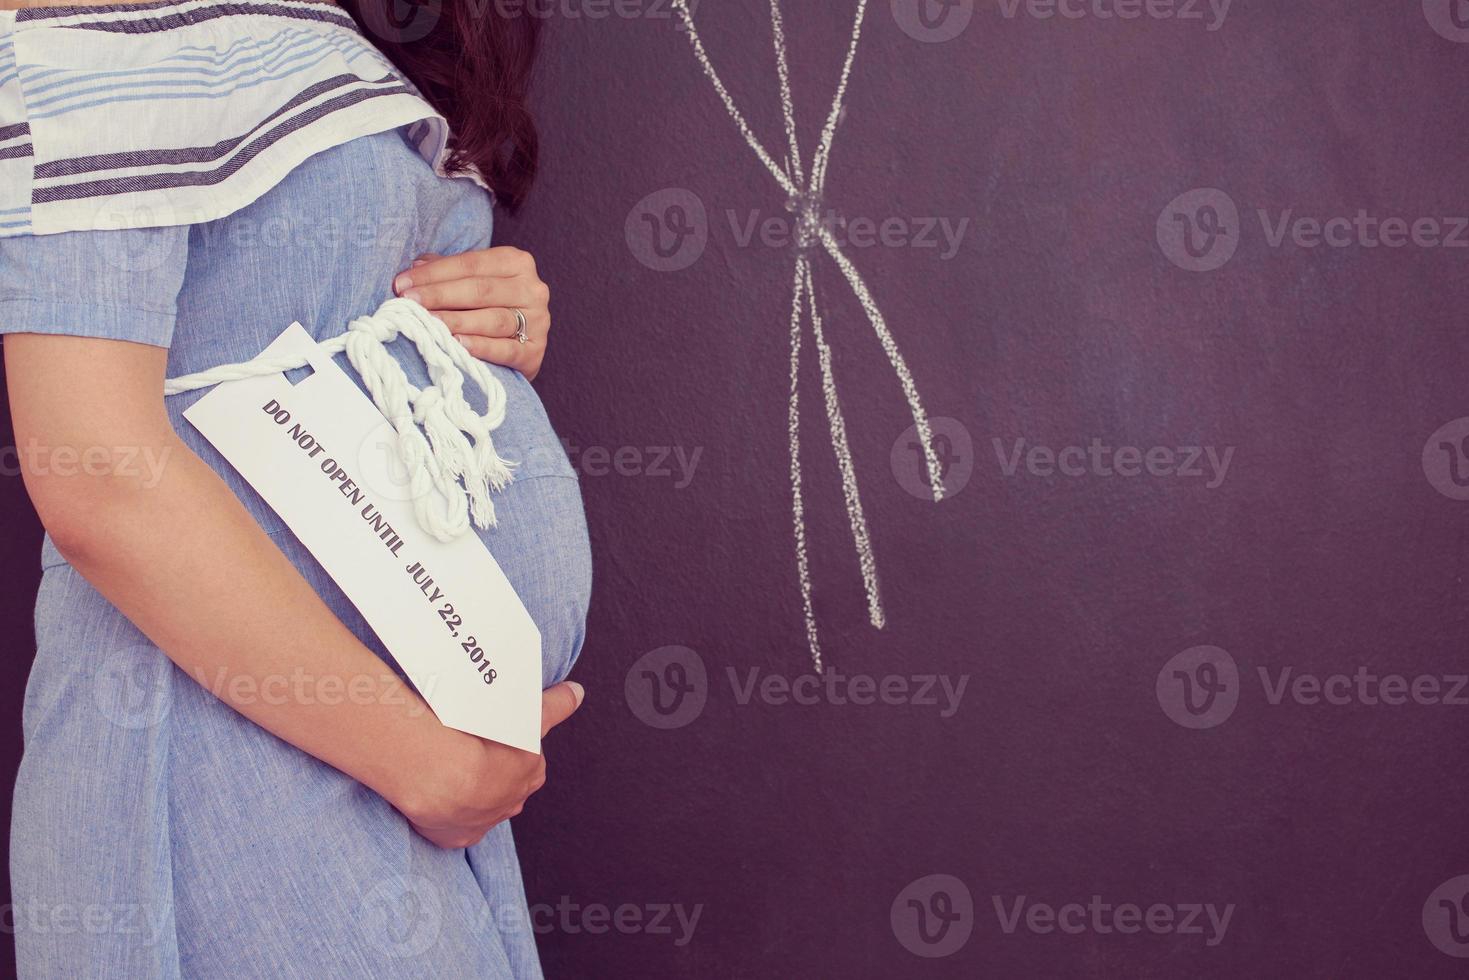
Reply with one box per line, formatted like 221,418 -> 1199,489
6,1 -> 1469,976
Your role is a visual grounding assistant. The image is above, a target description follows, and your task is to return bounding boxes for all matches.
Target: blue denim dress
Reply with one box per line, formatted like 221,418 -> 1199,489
0,6 -> 590,977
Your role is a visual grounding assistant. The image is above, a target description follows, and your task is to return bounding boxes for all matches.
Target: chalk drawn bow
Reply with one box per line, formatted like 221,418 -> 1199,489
672,0 -> 946,671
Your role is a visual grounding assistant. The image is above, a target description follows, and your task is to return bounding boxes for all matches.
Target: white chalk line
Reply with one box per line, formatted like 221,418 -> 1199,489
804,261 -> 884,630
768,0 -> 804,187
788,256 -> 823,670
673,0 -> 945,669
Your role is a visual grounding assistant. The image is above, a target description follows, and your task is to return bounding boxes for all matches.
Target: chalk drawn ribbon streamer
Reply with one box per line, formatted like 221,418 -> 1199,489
673,0 -> 946,672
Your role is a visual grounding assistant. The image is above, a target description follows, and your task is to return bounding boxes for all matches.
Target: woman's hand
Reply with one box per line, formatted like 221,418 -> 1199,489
395,681 -> 585,849
393,247 -> 551,381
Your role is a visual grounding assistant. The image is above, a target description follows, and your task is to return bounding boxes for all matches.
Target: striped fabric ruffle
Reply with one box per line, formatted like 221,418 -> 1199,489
0,0 -> 483,239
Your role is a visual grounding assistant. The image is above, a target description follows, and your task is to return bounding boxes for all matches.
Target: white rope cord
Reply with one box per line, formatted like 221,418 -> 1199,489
674,0 -> 945,671
163,297 -> 514,541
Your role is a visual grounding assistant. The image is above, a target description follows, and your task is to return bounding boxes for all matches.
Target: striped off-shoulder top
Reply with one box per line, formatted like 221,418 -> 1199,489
0,0 -> 483,239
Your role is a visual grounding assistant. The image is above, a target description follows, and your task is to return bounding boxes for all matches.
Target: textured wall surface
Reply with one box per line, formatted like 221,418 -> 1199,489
6,1 -> 1469,976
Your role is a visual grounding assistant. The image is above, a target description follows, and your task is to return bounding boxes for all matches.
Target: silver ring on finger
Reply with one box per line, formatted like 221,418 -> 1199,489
512,308 -> 529,345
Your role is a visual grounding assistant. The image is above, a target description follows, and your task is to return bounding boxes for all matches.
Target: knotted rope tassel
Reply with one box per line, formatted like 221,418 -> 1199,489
163,297 -> 514,540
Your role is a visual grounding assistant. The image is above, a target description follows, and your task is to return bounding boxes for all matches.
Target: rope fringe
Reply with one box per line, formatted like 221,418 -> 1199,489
164,297 -> 514,541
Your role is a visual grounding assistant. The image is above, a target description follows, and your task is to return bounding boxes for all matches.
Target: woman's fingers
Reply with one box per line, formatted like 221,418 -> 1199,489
433,307 -> 524,339
398,246 -> 537,289
398,275 -> 546,313
454,334 -> 542,379
541,681 -> 585,737
406,760 -> 551,849
394,247 -> 537,302
391,246 -> 551,380
436,307 -> 548,379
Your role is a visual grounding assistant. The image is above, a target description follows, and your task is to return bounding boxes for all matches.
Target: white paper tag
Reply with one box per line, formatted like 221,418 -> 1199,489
184,324 -> 543,753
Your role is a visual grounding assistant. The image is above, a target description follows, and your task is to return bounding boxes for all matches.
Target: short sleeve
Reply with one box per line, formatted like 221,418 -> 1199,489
0,226 -> 190,348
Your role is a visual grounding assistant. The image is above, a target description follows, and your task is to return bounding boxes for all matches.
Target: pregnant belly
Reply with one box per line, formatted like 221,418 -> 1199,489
275,362 -> 591,691
392,364 -> 590,689
461,465 -> 591,689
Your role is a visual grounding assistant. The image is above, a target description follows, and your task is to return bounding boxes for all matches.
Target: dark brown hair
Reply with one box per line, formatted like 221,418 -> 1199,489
338,0 -> 540,211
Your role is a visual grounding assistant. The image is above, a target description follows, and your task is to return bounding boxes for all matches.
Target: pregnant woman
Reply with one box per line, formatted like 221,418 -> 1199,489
0,0 -> 590,975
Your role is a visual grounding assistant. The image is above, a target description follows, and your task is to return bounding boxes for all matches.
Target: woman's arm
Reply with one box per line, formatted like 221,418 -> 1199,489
4,332 -> 579,847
